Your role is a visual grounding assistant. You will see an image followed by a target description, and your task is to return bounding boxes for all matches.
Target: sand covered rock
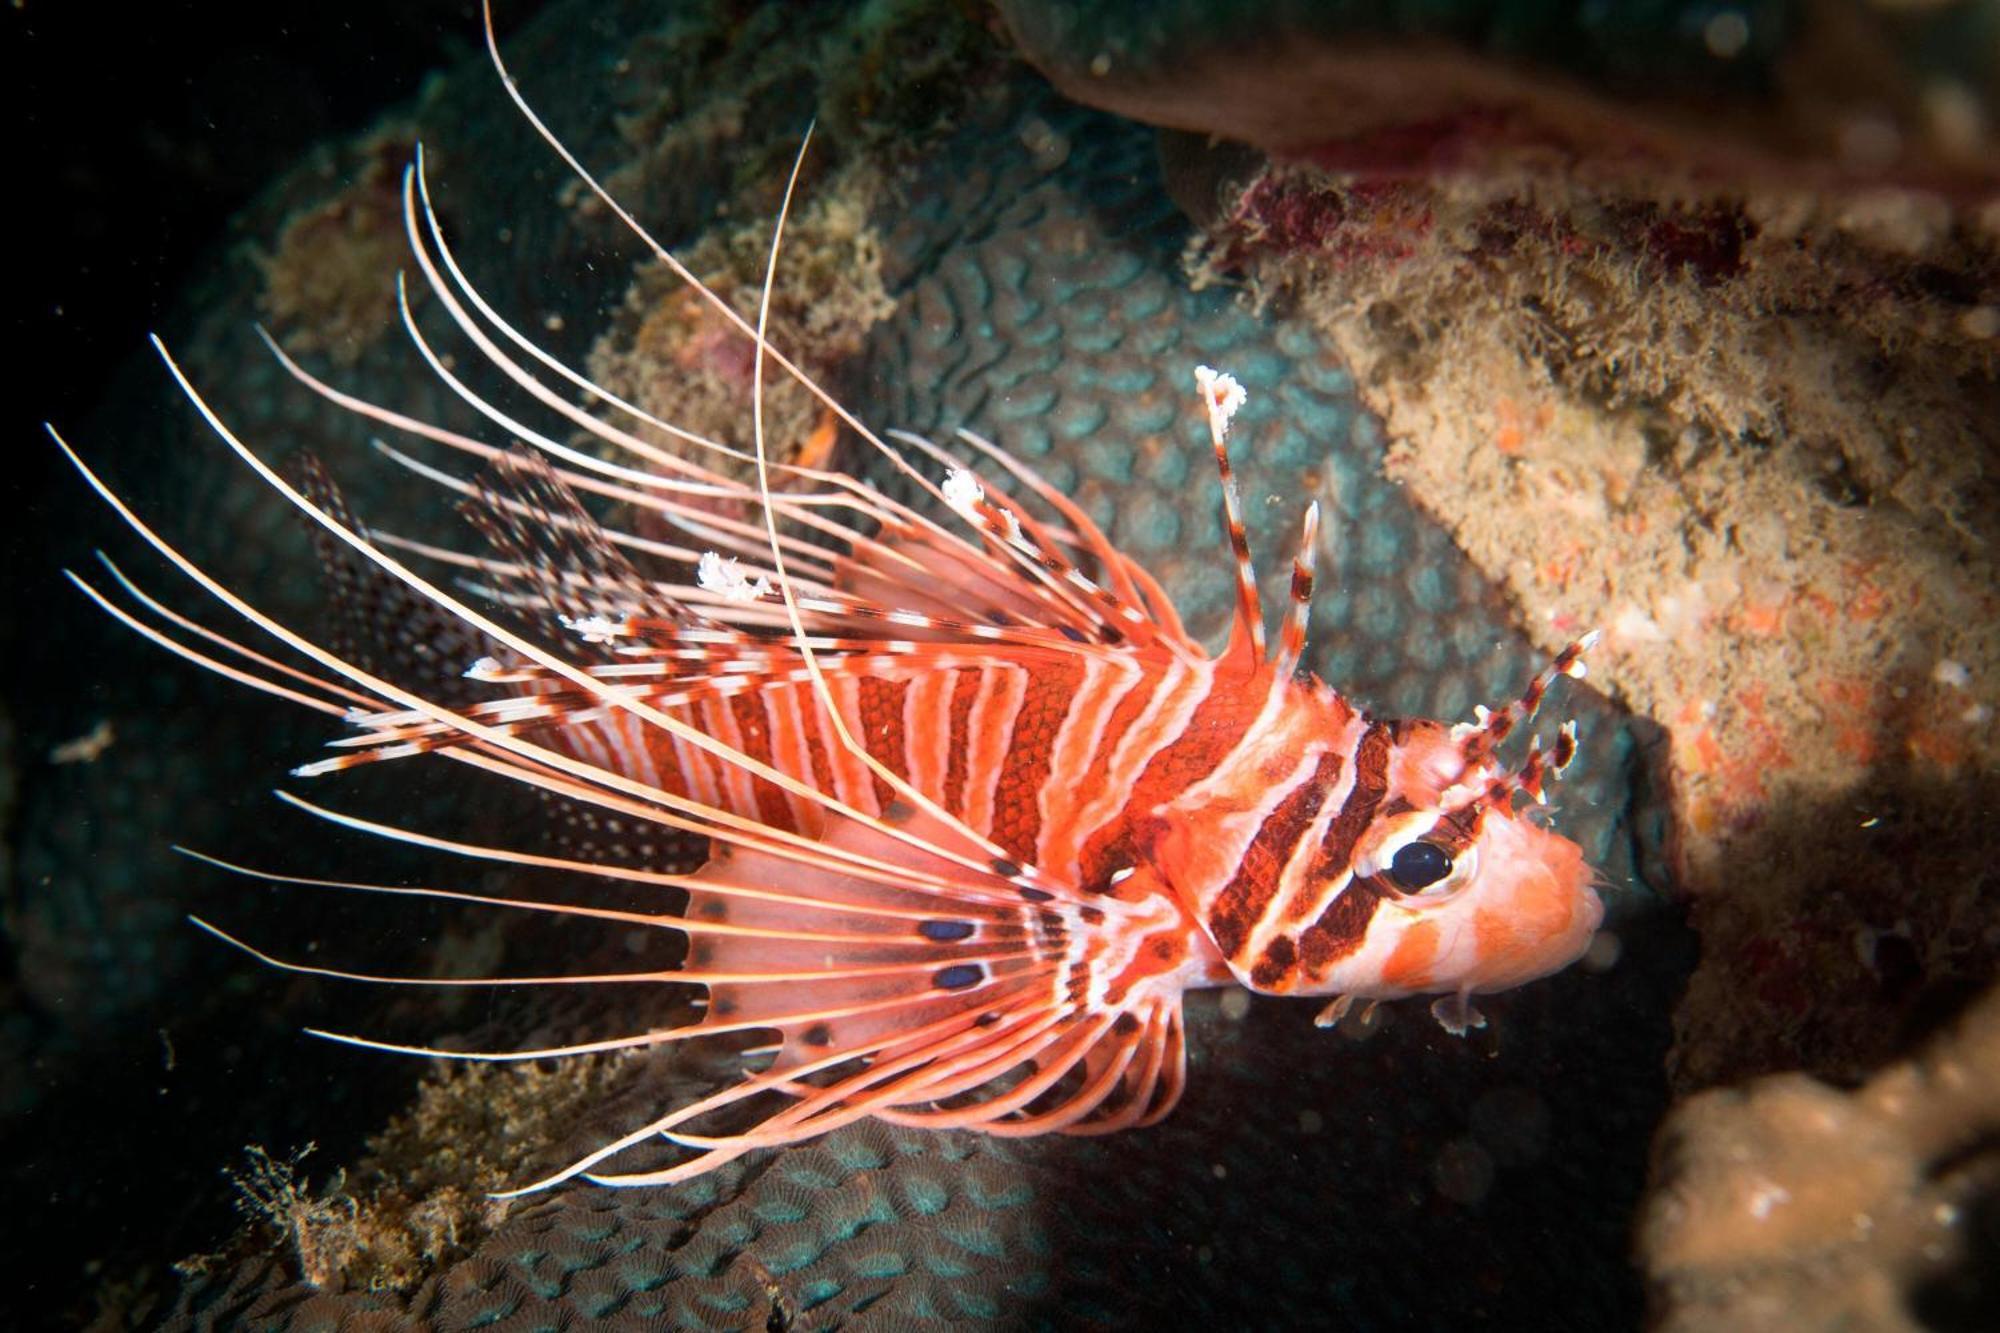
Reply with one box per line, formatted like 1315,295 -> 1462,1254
1640,983 -> 2000,1330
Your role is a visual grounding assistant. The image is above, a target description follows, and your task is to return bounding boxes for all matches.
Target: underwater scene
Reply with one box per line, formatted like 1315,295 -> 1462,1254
6,1 -> 1997,1328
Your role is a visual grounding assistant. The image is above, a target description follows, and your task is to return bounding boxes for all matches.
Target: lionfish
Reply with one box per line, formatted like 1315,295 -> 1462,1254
51,11 -> 1604,1194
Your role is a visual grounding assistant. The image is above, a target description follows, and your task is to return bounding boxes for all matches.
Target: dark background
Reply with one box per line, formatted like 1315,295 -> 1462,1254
9,1 -> 500,538
3,4 -> 534,1323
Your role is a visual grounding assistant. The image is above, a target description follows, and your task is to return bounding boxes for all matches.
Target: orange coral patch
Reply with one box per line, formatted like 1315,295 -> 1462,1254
795,409 -> 840,470
1907,726 -> 1968,770
1490,397 -> 1553,458
1817,676 -> 1882,763
1683,726 -> 1724,773
1847,581 -> 1888,623
1735,600 -> 1787,636
1834,726 -> 1878,763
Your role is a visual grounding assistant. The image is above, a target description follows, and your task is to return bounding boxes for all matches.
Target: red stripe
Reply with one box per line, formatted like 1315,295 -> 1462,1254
1281,721 -> 1390,923
701,695 -> 759,818
800,687 -> 836,811
961,667 -> 1028,836
1298,880 -> 1388,975
1069,665 -> 1159,806
730,692 -> 796,832
942,668 -> 979,816
1249,933 -> 1297,990
763,682 -> 817,832
1206,747 -> 1341,960
1077,666 -> 1257,887
856,676 -> 911,807
988,658 -> 1086,863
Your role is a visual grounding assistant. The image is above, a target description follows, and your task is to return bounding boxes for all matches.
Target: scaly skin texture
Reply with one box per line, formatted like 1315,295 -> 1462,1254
17,3 -> 1674,1326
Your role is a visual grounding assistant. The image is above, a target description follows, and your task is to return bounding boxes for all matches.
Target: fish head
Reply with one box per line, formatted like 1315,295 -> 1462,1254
1322,716 -> 1604,1006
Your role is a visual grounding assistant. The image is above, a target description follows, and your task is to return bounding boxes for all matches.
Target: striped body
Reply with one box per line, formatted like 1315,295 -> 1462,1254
538,636 -> 1485,1000
555,650 -> 1198,875
548,645 -> 1222,982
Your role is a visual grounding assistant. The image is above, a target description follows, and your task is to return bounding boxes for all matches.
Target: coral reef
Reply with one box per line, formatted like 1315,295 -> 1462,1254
165,49 -> 1663,1323
201,1052 -> 673,1296
257,124 -> 423,367
164,951 -> 1673,1330
992,11 -> 2000,1323
10,6 -> 683,1315
583,0 -> 1005,236
219,1144 -> 373,1292
170,1115 -> 1064,1329
1639,982 -> 2000,1330
1171,26 -> 1999,1093
1188,160 -> 2000,844
585,162 -> 896,491
24,2 -> 1678,1327
569,0 -> 1015,505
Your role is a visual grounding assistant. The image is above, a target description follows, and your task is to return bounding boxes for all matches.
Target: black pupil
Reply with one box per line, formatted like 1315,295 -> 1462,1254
1388,841 -> 1452,891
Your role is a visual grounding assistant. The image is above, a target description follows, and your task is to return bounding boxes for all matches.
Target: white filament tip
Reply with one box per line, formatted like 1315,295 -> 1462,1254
566,614 -> 627,644
696,551 -> 772,603
1194,364 -> 1248,437
942,467 -> 986,512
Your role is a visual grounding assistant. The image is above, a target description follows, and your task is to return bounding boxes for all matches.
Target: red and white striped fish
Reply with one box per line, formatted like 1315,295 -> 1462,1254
51,11 -> 1603,1193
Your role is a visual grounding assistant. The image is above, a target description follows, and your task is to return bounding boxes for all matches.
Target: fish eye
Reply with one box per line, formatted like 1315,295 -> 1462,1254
1387,840 -> 1453,891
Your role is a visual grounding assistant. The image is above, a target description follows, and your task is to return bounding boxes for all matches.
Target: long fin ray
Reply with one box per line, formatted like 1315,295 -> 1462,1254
44,0 -> 1218,1200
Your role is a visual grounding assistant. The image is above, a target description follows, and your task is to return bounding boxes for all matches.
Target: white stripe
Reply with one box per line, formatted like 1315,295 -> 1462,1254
588,712 -> 660,792
615,710 -> 665,793
671,723 -> 719,811
559,710 -> 614,773
1185,744 -> 1328,930
903,667 -> 954,802
701,695 -> 761,820
1172,668 -> 1296,812
960,666 -> 1027,838
1032,654 -> 1138,868
1241,712 -> 1368,963
822,675 -> 877,813
765,682 -> 817,831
